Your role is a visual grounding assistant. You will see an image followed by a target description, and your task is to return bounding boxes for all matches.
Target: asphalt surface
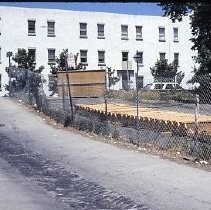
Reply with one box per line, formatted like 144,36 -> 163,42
0,97 -> 211,210
0,158 -> 68,210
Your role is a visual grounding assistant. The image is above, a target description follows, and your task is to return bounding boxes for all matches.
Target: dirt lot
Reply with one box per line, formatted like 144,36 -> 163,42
77,102 -> 211,123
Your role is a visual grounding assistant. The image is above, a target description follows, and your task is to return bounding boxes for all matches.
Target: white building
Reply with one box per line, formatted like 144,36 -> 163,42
0,6 -> 196,96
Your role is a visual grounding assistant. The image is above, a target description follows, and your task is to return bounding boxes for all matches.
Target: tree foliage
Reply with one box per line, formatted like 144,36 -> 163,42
50,49 -> 85,75
13,48 -> 35,69
107,67 -> 120,90
49,49 -> 85,96
150,59 -> 179,82
12,48 -> 44,73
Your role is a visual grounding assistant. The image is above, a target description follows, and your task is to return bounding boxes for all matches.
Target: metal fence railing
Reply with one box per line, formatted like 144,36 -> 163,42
8,67 -> 211,165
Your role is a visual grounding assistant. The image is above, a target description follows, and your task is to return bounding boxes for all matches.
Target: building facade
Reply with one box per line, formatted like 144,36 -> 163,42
0,6 -> 196,96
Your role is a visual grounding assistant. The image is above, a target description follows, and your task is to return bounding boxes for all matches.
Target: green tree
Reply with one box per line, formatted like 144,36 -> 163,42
50,49 -> 84,75
13,48 -> 35,70
150,59 -> 178,82
12,48 -> 44,73
49,49 -> 84,96
107,67 -> 120,90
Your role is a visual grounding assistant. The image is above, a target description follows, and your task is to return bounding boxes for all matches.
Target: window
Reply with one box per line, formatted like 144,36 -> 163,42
0,74 -> 1,91
28,48 -> 36,63
173,27 -> 179,42
97,24 -> 105,38
137,51 -> 143,64
0,17 -> 1,35
47,21 -> 55,37
28,20 -> 36,36
80,50 -> 88,64
166,84 -> 174,90
159,53 -> 166,60
174,53 -> 179,65
48,49 -> 55,64
80,23 -> 87,38
121,25 -> 128,40
136,26 -> 143,40
98,51 -> 105,65
155,84 -> 164,90
159,27 -> 165,41
122,51 -> 128,61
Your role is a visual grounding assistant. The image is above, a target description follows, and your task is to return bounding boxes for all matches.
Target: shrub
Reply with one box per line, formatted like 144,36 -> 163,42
112,129 -> 120,139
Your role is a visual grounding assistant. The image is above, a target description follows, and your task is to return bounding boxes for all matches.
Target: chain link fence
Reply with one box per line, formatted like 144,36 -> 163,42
7,67 -> 211,165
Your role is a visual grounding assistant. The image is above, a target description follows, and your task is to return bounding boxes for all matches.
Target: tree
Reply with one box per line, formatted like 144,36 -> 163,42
13,49 -> 34,70
175,71 -> 185,84
158,2 -> 211,75
150,59 -> 179,82
50,49 -> 84,75
49,49 -> 84,96
8,48 -> 44,98
106,67 -> 120,90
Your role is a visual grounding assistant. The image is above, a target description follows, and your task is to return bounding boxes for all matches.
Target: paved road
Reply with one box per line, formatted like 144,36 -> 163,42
0,158 -> 68,210
0,98 -> 211,210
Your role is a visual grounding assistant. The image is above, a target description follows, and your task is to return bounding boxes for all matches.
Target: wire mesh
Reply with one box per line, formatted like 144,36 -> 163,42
8,67 -> 211,164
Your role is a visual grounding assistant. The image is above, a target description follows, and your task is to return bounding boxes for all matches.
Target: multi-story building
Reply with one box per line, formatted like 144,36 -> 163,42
0,6 -> 196,96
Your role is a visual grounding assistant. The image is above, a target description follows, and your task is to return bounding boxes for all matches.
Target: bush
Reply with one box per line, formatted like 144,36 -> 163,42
197,142 -> 211,160
139,90 -> 161,101
112,129 -> 120,139
107,90 -> 195,103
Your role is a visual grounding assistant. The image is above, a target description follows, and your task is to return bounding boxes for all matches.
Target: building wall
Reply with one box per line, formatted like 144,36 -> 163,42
0,6 -> 196,96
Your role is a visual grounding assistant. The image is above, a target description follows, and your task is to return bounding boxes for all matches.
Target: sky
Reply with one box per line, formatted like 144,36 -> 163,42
0,2 -> 164,16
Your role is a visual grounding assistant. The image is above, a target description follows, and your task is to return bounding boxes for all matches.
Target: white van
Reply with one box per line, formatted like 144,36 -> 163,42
143,82 -> 183,90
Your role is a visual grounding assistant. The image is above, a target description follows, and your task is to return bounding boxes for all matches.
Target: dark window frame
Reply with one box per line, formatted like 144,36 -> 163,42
28,20 -> 36,36
122,51 -> 129,61
98,50 -> 106,66
28,48 -> 36,63
80,50 -> 88,65
47,21 -> 55,37
136,26 -> 143,40
159,52 -> 166,60
48,49 -> 56,64
80,23 -> 87,38
121,25 -> 128,40
174,53 -> 179,65
173,27 -> 179,42
159,27 -> 165,42
97,24 -> 105,39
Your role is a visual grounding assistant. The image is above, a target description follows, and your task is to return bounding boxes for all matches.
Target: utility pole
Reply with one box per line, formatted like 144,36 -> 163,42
65,55 -> 74,123
104,68 -> 108,120
6,51 -> 13,97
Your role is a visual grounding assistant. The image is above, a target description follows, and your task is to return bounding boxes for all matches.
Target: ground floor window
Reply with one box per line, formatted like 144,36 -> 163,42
98,51 -> 105,65
28,48 -> 36,63
80,50 -> 88,64
0,74 -> 2,91
48,49 -> 55,64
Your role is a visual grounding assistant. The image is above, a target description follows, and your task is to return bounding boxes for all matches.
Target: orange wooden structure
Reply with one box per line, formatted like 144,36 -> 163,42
57,70 -> 106,97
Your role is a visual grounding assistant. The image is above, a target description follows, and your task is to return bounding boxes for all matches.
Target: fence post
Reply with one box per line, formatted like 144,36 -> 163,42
62,81 -> 65,111
195,94 -> 200,139
190,94 -> 200,156
65,56 -> 74,123
104,69 -> 109,134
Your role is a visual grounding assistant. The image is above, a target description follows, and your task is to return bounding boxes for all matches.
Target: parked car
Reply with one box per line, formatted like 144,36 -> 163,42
143,82 -> 183,90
